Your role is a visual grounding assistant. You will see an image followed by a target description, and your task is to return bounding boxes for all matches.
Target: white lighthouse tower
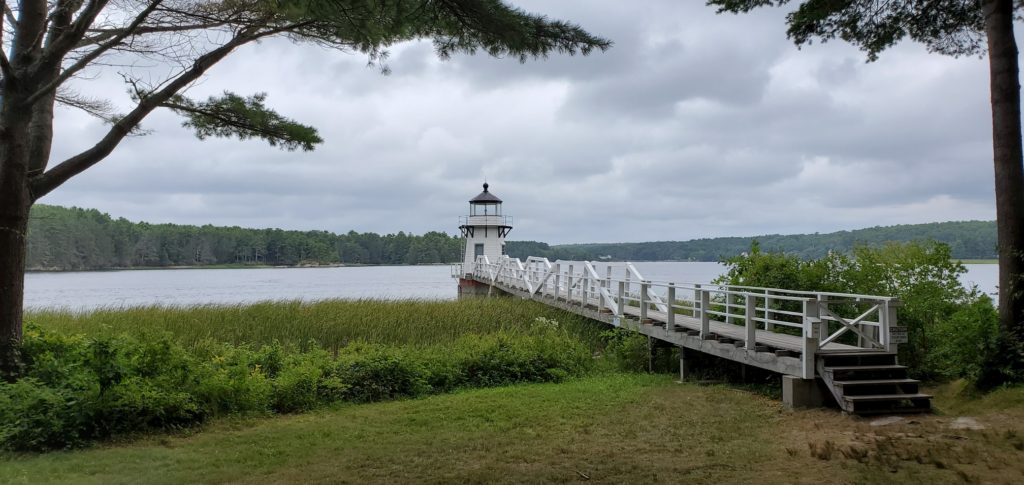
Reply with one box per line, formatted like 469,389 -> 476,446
456,182 -> 512,296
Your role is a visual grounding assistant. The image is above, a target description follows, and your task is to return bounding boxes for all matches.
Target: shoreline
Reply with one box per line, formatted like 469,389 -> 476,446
27,259 -> 998,274
25,262 -> 456,273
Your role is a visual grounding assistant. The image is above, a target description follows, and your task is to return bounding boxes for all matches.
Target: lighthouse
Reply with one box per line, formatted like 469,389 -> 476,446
456,182 -> 512,296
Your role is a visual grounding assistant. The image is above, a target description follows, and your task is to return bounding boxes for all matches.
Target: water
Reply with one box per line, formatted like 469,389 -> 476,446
24,262 -> 998,311
24,265 -> 456,311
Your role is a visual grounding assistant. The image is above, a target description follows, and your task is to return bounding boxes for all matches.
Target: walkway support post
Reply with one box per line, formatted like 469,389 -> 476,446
566,265 -> 574,303
693,284 -> 701,319
606,266 -> 612,300
666,283 -> 676,329
816,294 -> 827,343
802,297 -> 820,379
553,263 -> 561,300
764,290 -> 774,331
582,272 -> 590,307
640,281 -> 650,322
726,292 -> 734,325
745,294 -> 756,350
883,300 -> 899,354
679,346 -> 691,382
617,281 -> 625,317
699,289 -> 711,339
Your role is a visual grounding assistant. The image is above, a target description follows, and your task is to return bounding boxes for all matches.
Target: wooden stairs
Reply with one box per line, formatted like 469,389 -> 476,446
817,353 -> 932,414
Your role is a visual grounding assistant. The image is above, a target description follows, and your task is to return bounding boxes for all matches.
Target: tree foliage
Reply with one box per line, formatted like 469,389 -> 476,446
709,0 -> 986,60
716,241 -> 997,381
26,205 -> 465,269
164,92 -> 322,151
506,220 -> 997,262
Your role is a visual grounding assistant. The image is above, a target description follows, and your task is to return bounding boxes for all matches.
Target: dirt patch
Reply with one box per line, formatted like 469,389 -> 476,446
780,410 -> 1024,484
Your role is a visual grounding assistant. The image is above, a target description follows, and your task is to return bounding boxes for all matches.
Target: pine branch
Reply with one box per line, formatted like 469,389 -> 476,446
161,92 -> 322,151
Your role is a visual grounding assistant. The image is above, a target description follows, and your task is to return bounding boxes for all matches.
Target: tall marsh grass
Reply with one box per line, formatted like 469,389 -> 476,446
5,298 -> 606,451
25,298 -> 604,351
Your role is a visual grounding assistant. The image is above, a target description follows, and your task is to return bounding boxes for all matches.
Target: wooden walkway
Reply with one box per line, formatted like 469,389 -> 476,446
456,257 -> 931,413
459,256 -> 894,378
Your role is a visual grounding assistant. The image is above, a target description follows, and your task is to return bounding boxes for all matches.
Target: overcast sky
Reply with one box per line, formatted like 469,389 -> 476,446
44,1 -> 997,245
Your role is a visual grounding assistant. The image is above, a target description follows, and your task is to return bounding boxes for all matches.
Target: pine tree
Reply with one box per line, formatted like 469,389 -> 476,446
0,1 -> 610,375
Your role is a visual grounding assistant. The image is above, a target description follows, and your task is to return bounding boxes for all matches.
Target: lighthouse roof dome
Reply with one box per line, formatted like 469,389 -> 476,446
469,182 -> 502,203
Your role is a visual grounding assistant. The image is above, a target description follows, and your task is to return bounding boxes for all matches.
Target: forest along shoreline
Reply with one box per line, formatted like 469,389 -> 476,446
27,204 -> 997,272
23,262 -> 457,273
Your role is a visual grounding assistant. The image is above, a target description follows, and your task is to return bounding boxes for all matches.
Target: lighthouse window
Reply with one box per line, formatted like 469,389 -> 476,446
502,244 -> 506,255
474,244 -> 484,259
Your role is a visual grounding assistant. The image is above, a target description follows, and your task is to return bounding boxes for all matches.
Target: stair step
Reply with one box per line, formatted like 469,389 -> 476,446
819,352 -> 896,357
825,365 -> 906,372
844,393 -> 932,402
834,379 -> 920,387
819,353 -> 899,368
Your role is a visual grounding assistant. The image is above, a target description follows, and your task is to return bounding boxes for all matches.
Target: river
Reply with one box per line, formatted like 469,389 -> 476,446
23,262 -> 999,311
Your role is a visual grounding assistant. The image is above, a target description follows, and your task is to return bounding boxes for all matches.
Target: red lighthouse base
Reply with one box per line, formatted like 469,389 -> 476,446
457,277 -> 493,299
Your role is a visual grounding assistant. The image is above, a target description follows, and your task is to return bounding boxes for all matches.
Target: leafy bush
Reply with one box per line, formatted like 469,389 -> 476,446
336,346 -> 429,403
190,348 -> 273,416
929,295 -> 1001,381
0,378 -> 83,450
0,317 -> 595,451
2,326 -> 206,450
271,349 -> 347,413
450,332 -> 590,387
717,241 -> 994,380
599,329 -> 651,372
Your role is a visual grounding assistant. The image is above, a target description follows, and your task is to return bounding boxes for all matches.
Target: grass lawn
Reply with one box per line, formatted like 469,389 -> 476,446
3,374 -> 1022,484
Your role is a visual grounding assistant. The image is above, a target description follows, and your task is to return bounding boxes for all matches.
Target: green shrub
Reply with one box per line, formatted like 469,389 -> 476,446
90,376 -> 201,437
717,241 -> 993,381
2,310 -> 598,452
271,349 -> 347,413
336,346 -> 430,402
452,332 -> 591,386
191,345 -> 273,415
599,329 -> 650,372
930,295 -> 1001,381
2,327 -> 209,450
0,378 -> 85,450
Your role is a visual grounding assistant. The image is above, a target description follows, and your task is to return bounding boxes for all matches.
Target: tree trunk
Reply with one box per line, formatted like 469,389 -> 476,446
983,0 -> 1024,381
0,199 -> 29,379
0,115 -> 33,380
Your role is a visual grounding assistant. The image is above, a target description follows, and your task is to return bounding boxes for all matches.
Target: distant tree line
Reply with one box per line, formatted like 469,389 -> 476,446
26,205 -> 463,270
27,205 -> 996,271
506,221 -> 997,262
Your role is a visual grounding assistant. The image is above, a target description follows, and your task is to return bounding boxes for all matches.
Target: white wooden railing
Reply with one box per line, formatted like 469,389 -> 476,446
459,256 -> 899,379
458,215 -> 513,227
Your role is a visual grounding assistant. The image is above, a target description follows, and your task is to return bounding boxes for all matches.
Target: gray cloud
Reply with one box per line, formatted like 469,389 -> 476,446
40,0 -> 997,245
